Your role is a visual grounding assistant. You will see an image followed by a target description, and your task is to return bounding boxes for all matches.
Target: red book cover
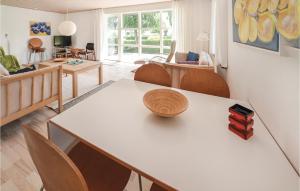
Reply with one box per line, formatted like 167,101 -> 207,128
229,115 -> 254,131
229,124 -> 254,140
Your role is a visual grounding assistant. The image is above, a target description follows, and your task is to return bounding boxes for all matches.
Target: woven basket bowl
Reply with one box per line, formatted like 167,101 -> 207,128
143,89 -> 188,118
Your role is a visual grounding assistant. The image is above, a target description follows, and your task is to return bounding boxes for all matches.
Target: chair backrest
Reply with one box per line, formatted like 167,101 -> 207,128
166,41 -> 176,62
86,43 -> 94,51
29,38 -> 43,49
134,64 -> 172,87
180,69 -> 230,98
22,125 -> 89,191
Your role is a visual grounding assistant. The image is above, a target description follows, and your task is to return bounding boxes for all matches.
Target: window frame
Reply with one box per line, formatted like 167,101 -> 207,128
106,15 -> 121,59
106,9 -> 172,60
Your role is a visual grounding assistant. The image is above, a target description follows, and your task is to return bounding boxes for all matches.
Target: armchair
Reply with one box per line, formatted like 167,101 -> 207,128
134,41 -> 176,65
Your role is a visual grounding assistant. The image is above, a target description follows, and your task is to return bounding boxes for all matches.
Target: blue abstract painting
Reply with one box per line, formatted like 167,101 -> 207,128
30,21 -> 51,36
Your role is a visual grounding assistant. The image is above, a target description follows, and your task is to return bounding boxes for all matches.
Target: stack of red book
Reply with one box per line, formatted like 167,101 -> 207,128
228,104 -> 254,140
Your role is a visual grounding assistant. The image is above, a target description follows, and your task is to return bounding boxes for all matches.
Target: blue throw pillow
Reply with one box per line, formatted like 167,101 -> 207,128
187,51 -> 199,61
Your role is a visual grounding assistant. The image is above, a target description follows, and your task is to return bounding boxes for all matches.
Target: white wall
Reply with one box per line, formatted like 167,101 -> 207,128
226,1 -> 299,173
68,11 -> 96,49
0,5 -> 64,64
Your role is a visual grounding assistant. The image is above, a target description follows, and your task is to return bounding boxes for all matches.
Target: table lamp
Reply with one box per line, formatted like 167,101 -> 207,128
196,32 -> 210,53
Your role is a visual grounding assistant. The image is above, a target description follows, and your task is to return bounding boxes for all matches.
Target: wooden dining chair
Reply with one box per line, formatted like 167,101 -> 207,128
79,43 -> 96,60
22,125 -> 131,191
180,69 -> 230,98
28,38 -> 46,64
134,64 -> 172,87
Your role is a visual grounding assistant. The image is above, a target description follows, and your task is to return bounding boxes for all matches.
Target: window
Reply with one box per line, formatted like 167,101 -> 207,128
107,16 -> 120,60
122,14 -> 139,55
105,10 -> 172,61
123,14 -> 138,28
141,12 -> 161,55
161,10 -> 172,54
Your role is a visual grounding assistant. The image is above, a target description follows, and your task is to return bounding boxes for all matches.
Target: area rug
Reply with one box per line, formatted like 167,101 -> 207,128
47,60 -> 138,111
48,80 -> 115,112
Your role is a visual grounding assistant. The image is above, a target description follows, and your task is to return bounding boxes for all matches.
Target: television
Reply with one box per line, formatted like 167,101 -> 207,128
54,36 -> 71,47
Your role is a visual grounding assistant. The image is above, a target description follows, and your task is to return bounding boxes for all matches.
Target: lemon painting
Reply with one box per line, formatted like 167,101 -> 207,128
233,0 -> 300,50
277,0 -> 300,48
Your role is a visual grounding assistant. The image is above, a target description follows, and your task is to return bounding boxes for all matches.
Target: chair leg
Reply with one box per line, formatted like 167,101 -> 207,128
28,51 -> 32,64
33,51 -> 35,64
138,174 -> 143,191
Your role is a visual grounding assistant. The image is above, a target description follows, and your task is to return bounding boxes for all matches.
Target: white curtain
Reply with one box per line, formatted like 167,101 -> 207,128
93,9 -> 105,61
210,0 -> 228,67
1,34 -> 10,54
172,0 -> 189,52
173,0 -> 213,53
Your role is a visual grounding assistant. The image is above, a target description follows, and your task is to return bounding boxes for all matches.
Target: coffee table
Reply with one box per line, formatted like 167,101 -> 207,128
40,59 -> 103,98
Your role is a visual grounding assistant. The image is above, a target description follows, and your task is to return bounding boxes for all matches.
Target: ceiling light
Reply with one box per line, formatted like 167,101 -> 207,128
58,9 -> 77,36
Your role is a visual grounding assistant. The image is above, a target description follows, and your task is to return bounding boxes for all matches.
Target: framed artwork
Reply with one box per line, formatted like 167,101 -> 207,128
233,0 -> 300,51
276,0 -> 300,49
30,21 -> 51,36
232,0 -> 279,51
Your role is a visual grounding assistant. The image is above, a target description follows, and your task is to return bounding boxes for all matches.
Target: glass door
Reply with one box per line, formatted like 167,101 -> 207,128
107,15 -> 120,60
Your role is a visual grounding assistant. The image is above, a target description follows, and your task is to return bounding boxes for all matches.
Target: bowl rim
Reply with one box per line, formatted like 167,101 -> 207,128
143,88 -> 189,117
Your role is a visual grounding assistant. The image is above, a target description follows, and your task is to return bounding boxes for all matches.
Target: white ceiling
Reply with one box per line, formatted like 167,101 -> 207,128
0,0 -> 171,13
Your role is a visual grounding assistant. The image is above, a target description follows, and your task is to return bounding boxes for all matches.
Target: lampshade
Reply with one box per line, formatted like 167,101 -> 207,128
58,21 -> 77,36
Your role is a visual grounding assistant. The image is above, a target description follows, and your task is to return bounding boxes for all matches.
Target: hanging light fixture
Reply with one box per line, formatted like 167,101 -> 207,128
59,9 -> 77,36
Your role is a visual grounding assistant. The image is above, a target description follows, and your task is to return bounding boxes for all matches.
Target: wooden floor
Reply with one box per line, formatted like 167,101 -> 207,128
0,61 -> 153,191
1,108 -> 56,191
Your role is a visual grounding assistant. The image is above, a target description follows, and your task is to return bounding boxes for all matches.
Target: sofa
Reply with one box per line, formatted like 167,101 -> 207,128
175,52 -> 214,66
0,65 -> 63,126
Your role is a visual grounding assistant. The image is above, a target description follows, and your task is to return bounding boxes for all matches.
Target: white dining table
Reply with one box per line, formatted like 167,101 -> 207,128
48,79 -> 299,191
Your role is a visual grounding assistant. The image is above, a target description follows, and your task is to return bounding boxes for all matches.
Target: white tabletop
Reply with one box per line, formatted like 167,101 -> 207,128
50,79 -> 299,191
